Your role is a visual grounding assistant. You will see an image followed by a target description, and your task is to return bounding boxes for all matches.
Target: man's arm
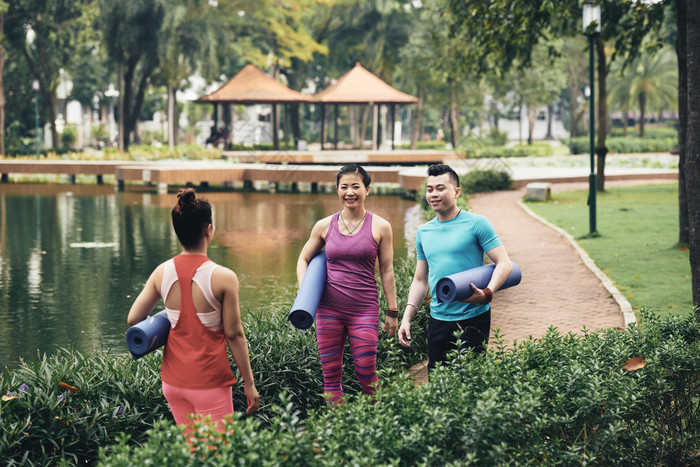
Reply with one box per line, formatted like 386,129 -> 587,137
398,259 -> 429,347
461,244 -> 513,304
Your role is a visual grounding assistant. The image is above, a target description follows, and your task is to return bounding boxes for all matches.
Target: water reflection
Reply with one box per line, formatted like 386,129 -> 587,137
0,184 -> 415,369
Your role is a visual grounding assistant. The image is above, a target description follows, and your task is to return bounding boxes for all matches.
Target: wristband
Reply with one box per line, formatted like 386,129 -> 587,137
386,308 -> 399,318
482,287 -> 493,304
405,303 -> 418,311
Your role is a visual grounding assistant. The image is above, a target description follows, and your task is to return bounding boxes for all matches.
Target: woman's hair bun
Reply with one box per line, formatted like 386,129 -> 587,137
176,188 -> 197,209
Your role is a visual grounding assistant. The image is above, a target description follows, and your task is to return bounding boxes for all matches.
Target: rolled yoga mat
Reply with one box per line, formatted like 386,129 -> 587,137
288,250 -> 327,330
436,261 -> 522,303
125,310 -> 171,359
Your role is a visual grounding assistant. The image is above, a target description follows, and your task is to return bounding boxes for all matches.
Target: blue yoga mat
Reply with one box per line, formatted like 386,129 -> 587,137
125,310 -> 171,359
288,250 -> 327,329
436,261 -> 522,303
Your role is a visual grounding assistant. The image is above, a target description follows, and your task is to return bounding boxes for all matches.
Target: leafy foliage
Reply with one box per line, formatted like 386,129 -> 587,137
100,310 -> 700,466
460,169 -> 513,194
570,135 -> 678,155
0,257 -> 428,465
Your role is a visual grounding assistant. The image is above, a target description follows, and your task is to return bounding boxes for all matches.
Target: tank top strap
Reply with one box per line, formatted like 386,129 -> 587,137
327,212 -> 340,238
358,211 -> 373,237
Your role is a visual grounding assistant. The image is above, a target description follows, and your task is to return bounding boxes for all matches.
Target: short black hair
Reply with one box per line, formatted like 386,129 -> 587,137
427,163 -> 459,187
336,163 -> 371,187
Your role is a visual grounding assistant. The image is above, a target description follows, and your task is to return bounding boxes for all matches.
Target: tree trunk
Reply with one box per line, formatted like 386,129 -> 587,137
349,106 -> 358,148
639,91 -> 646,137
527,106 -> 537,145
0,12 -> 4,157
47,89 -> 58,149
449,83 -> 459,148
167,84 -> 176,149
595,35 -> 609,192
283,104 -> 291,149
290,104 -> 300,143
686,0 -> 700,309
360,105 -> 370,149
411,87 -> 424,149
491,99 -> 500,130
118,61 -> 126,151
546,104 -> 554,139
124,60 -> 153,152
568,87 -> 579,138
677,0 -> 689,246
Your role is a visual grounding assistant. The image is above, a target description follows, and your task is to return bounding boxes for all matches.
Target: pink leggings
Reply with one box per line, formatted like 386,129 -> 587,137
316,304 -> 379,405
162,381 -> 233,431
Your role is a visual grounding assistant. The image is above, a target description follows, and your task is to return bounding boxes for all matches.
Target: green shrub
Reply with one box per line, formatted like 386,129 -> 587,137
610,127 -> 677,139
0,258 -> 427,465
100,310 -> 700,466
487,128 -> 509,146
60,127 -> 77,148
0,349 -> 170,465
460,169 -> 512,194
398,141 -> 449,150
459,142 -> 553,159
570,135 -> 678,155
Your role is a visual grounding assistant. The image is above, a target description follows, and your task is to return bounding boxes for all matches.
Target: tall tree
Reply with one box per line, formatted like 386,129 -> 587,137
444,0 -> 666,190
154,0 -> 228,149
686,0 -> 700,308
99,0 -> 165,151
6,0 -> 90,149
608,48 -> 677,137
518,41 -> 566,145
0,1 -> 7,156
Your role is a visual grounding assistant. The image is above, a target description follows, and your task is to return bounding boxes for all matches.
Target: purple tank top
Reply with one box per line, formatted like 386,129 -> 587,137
321,211 -> 379,310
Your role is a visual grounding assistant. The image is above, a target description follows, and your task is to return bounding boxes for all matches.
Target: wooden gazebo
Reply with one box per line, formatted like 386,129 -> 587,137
196,64 -> 310,150
311,62 -> 418,150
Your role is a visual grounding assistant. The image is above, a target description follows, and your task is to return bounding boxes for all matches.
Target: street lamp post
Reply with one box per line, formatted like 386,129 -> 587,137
32,80 -> 40,159
583,1 -> 600,235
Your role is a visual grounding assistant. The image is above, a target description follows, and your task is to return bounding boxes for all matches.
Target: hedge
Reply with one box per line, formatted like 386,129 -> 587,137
570,136 -> 678,155
0,258 -> 428,465
99,310 -> 700,466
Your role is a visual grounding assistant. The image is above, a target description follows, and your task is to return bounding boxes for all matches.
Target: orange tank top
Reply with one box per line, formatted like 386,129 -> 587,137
161,254 -> 237,389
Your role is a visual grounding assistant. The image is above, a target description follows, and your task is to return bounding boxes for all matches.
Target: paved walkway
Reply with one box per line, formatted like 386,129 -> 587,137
408,176 -> 677,384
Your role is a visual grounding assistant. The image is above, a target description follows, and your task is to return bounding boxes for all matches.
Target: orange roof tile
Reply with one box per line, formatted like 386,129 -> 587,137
196,64 -> 310,104
311,63 -> 418,104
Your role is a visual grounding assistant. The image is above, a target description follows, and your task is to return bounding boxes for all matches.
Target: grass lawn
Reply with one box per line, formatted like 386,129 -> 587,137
525,183 -> 693,318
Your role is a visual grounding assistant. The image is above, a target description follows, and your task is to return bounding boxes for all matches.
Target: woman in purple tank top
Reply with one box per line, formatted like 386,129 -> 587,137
297,164 -> 398,406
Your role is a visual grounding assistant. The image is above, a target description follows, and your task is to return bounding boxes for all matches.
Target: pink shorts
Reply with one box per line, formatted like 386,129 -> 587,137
161,381 -> 234,430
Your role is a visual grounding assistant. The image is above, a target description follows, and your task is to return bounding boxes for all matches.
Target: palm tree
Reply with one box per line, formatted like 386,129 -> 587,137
609,48 -> 677,137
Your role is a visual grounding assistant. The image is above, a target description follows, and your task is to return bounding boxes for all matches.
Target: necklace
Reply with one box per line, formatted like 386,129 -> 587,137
339,211 -> 367,236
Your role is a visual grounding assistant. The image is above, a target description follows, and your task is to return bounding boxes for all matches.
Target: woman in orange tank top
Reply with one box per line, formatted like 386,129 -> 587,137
127,188 -> 259,432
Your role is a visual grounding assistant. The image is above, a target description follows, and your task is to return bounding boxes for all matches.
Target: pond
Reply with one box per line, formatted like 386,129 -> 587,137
0,184 -> 417,370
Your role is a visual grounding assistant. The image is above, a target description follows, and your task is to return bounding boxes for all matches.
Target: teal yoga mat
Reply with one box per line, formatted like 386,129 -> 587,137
436,261 -> 522,303
288,250 -> 327,329
125,310 -> 171,359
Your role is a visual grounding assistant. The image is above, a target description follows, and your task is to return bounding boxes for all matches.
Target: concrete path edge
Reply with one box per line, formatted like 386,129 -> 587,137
516,200 -> 637,328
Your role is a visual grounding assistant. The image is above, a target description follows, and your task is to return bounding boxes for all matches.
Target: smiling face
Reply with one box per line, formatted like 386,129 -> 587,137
426,173 -> 461,217
337,172 -> 369,209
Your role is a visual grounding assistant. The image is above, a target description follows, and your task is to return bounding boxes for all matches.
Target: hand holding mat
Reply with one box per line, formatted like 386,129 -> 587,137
436,261 -> 521,303
288,250 -> 327,329
125,310 -> 171,359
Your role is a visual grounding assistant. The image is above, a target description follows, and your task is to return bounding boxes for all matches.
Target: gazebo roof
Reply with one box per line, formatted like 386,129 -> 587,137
196,64 -> 310,104
311,62 -> 418,104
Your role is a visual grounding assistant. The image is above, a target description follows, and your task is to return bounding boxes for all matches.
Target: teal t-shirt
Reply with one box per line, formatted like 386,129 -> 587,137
416,210 -> 502,321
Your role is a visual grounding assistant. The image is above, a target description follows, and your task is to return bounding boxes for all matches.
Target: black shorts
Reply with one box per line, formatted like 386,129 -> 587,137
428,309 -> 491,371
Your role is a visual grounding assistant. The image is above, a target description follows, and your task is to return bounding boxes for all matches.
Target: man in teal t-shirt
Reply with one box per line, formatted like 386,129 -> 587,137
398,164 -> 513,372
